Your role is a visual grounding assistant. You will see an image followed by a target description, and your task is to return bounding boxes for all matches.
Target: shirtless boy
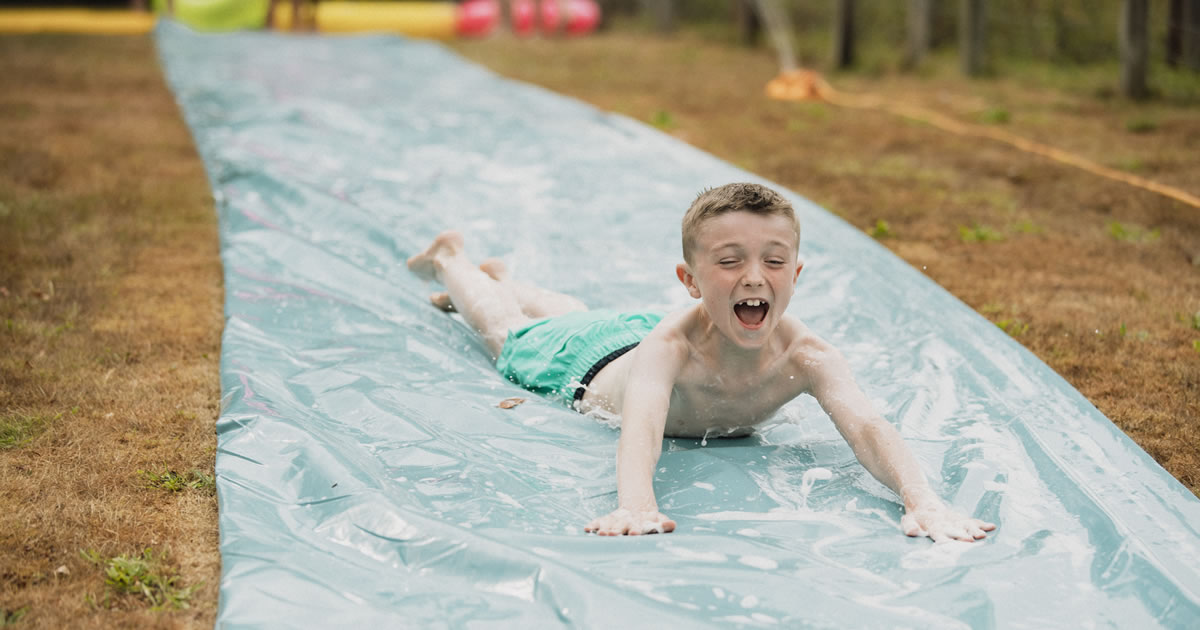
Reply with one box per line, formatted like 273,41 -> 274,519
407,182 -> 996,542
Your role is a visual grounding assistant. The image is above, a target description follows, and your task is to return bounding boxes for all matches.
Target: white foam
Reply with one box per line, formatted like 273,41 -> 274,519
740,594 -> 759,608
662,544 -> 727,563
692,481 -> 716,491
738,555 -> 778,570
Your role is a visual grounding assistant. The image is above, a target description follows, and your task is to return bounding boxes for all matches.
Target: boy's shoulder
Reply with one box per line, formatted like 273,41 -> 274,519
776,314 -> 839,361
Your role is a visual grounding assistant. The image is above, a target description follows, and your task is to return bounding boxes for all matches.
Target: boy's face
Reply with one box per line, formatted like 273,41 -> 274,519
676,211 -> 803,349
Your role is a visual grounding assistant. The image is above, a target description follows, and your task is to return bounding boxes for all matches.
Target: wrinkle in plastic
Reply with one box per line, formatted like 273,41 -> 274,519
155,22 -> 1200,629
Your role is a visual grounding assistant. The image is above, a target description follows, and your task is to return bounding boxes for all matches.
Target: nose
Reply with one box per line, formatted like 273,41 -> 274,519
743,263 -> 765,287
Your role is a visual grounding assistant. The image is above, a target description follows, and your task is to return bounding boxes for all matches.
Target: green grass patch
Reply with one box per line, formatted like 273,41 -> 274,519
997,318 -> 1029,336
980,107 -> 1011,124
1,607 -> 30,626
139,467 -> 216,494
649,109 -> 676,130
959,223 -> 1005,243
867,219 -> 893,239
1013,219 -> 1044,234
81,548 -> 199,611
1,412 -> 57,449
1125,116 -> 1158,133
1107,220 -> 1159,243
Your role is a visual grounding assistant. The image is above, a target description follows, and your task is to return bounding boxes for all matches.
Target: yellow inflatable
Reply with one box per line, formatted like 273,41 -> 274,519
0,1 -> 497,39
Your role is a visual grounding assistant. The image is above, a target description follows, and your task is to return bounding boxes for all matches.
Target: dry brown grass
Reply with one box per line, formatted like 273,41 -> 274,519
1,24 -> 1197,628
1,34 -> 221,628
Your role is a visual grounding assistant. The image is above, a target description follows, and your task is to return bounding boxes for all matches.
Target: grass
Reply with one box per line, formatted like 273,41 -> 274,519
81,549 -> 199,611
958,223 -> 1005,243
0,413 -> 54,449
1107,220 -> 1160,243
139,468 -> 216,495
0,33 -> 222,628
867,219 -> 894,239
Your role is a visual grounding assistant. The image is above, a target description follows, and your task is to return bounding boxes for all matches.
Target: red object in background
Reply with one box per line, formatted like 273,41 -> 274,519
511,0 -> 536,36
537,0 -> 600,35
563,0 -> 600,35
456,0 -> 500,37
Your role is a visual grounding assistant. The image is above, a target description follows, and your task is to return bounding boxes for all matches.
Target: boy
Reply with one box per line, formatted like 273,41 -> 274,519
407,183 -> 996,541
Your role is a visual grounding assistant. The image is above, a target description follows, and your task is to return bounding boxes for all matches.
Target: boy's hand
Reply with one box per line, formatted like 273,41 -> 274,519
901,504 -> 996,542
585,508 -> 676,536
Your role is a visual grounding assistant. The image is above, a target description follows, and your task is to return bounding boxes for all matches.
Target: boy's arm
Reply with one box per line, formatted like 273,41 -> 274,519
802,340 -> 996,542
584,331 -> 688,536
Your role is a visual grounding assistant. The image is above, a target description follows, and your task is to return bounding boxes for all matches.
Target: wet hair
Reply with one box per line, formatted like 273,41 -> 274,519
681,182 -> 801,263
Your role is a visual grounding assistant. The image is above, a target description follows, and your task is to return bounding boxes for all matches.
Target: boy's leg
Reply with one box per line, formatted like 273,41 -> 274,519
429,258 -> 587,319
408,231 -> 531,358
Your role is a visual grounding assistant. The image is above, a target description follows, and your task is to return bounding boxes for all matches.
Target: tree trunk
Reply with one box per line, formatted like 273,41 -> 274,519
1167,0 -> 1183,67
639,0 -> 675,34
831,0 -> 856,69
736,0 -> 761,47
1120,0 -> 1149,99
1184,0 -> 1200,71
904,0 -> 933,69
959,0 -> 987,76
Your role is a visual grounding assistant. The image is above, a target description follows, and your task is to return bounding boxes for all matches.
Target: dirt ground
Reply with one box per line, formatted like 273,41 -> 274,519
0,25 -> 1197,628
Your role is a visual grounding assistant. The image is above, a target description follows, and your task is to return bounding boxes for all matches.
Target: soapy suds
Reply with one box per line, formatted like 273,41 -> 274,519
693,482 -> 716,491
662,544 -> 728,563
738,555 -> 778,570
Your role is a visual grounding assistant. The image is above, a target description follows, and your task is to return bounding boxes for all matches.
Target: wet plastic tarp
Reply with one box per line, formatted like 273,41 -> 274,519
155,21 -> 1200,629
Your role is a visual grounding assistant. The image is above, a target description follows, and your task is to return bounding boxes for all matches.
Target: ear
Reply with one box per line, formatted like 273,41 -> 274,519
792,260 -> 804,284
676,263 -> 702,299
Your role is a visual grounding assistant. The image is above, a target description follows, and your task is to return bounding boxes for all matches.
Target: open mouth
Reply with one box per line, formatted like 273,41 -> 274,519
734,298 -> 769,328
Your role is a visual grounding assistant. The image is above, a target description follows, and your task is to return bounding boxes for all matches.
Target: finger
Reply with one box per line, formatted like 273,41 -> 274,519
979,521 -> 997,531
968,526 -> 988,540
662,519 -> 676,533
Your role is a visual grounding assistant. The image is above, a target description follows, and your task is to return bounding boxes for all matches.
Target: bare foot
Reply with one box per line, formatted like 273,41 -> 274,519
429,291 -> 455,312
407,230 -> 465,281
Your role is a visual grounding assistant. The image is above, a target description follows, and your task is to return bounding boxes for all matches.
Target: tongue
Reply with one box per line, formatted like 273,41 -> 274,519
734,303 -> 768,326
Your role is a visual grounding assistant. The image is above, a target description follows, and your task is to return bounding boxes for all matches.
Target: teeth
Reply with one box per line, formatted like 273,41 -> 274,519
741,299 -> 763,306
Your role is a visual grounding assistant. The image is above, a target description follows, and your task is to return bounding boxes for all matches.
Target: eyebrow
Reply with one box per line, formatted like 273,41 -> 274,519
710,239 -> 794,251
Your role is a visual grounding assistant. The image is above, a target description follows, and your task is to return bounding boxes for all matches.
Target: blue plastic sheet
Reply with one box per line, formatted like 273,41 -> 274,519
154,22 -> 1200,628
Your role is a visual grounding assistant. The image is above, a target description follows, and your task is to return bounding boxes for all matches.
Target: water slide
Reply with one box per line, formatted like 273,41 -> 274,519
153,21 -> 1200,629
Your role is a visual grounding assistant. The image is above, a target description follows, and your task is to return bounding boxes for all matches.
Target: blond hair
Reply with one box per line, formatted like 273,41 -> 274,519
681,183 -> 800,263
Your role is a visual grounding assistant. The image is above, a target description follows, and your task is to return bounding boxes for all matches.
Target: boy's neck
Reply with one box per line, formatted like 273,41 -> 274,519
695,305 -> 779,368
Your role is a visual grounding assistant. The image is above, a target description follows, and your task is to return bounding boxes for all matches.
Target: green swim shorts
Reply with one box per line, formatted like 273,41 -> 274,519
495,309 -> 663,407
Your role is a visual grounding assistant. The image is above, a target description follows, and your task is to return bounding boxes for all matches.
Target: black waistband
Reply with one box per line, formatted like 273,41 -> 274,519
573,342 -> 639,404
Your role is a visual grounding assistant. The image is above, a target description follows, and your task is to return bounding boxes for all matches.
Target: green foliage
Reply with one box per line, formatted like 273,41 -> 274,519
1193,340 -> 1200,354
867,219 -> 893,239
1013,219 -> 1044,234
649,109 -> 676,130
1125,116 -> 1158,134
1,607 -> 30,626
996,318 -> 1029,336
81,548 -> 198,611
980,107 -> 1011,124
1107,221 -> 1159,243
1191,312 -> 1200,331
139,467 -> 215,494
959,223 -> 1004,243
1,413 -> 56,449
